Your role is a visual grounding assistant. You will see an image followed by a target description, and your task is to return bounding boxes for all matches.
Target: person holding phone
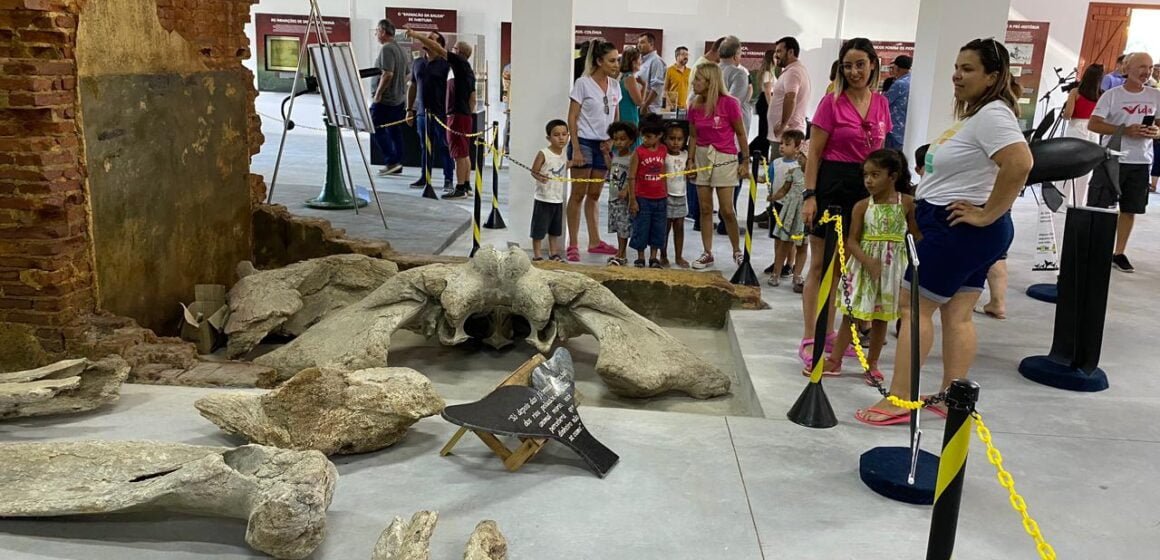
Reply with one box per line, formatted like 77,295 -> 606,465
1087,52 -> 1160,273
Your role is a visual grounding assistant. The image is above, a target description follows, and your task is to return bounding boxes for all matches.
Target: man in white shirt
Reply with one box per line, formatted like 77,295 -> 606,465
636,32 -> 667,114
1087,52 -> 1160,273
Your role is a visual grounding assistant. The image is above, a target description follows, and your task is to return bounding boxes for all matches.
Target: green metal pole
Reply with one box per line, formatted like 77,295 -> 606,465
307,122 -> 368,209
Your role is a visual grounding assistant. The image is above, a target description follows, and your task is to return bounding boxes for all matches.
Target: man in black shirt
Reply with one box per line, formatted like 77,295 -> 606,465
408,28 -> 477,199
406,31 -> 453,190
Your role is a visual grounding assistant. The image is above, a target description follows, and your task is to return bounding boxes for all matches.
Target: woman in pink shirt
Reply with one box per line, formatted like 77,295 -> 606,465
685,63 -> 751,270
798,38 -> 892,366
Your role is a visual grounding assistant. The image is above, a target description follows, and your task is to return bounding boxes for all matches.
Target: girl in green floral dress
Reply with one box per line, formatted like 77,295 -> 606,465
808,149 -> 919,382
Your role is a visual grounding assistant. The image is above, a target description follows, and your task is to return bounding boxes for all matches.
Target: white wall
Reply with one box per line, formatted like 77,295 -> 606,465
245,0 -> 1141,132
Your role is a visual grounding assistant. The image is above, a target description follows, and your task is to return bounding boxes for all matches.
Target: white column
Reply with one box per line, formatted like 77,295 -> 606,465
508,0 -> 574,244
905,0 -> 1012,158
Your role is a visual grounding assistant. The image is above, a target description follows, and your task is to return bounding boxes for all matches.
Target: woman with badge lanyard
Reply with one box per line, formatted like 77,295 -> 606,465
856,38 -> 1032,425
797,38 -> 892,368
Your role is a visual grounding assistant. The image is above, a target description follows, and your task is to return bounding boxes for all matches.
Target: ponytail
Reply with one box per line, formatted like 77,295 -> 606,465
583,39 -> 615,78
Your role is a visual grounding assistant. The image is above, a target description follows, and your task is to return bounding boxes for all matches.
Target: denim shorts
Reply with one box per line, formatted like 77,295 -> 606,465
903,201 -> 1014,304
567,138 -> 608,171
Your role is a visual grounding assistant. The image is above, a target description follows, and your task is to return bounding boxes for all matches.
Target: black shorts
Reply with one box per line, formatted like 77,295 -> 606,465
531,200 -> 564,240
810,160 -> 868,238
1090,162 -> 1149,214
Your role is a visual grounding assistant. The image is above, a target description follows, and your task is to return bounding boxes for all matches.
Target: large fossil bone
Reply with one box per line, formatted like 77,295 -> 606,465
255,247 -> 729,399
0,441 -> 337,559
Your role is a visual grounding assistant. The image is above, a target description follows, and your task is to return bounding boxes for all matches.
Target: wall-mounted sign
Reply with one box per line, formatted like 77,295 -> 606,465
500,22 -> 663,72
1007,20 -> 1051,131
385,8 -> 457,33
254,13 -> 351,93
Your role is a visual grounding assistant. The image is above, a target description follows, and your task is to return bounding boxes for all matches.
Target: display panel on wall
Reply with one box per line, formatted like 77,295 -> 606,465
499,22 -> 663,71
385,8 -> 457,33
386,8 -> 458,59
1007,21 -> 1051,131
254,13 -> 351,93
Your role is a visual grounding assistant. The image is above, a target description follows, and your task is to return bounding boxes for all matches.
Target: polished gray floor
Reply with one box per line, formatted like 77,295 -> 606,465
6,92 -> 1153,558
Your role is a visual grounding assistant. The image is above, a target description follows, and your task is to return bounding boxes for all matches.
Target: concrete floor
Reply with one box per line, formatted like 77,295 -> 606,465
4,92 -> 1155,557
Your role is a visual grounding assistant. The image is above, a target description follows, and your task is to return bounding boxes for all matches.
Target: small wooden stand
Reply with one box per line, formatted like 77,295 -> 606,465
439,353 -> 558,472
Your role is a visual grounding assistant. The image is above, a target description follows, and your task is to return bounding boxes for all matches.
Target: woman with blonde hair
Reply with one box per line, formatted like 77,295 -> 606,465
686,63 -> 751,269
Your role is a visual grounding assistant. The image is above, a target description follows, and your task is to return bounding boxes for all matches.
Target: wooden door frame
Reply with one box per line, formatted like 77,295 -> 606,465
1079,2 -> 1160,72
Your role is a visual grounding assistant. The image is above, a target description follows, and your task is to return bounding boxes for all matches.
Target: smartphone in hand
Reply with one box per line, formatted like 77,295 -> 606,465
1143,115 -> 1156,127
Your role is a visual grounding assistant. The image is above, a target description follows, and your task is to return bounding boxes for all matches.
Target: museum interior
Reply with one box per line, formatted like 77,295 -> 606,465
1,0 -> 1158,558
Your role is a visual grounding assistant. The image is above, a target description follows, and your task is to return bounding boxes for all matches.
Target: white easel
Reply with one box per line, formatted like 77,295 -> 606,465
265,0 -> 389,230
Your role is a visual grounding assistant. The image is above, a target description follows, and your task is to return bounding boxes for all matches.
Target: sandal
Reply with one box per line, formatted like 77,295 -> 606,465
649,259 -> 663,269
801,356 -> 842,378
793,276 -> 805,294
566,246 -> 581,262
865,368 -> 885,386
825,331 -> 859,358
549,254 -> 564,262
532,256 -> 545,262
607,257 -> 625,266
633,259 -> 646,268
854,406 -> 910,427
922,397 -> 949,419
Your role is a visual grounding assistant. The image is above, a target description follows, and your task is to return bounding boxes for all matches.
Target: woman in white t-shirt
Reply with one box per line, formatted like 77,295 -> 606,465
857,38 -> 1033,426
565,40 -> 622,261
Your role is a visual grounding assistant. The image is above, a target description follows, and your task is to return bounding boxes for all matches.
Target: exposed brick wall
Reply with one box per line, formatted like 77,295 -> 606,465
155,0 -> 265,202
0,0 -> 93,354
0,0 -> 264,360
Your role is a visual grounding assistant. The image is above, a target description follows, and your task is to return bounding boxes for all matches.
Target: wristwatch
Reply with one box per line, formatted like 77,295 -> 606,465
802,189 -> 817,200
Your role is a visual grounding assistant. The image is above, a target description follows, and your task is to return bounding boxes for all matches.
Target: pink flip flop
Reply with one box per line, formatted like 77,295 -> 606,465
825,331 -> 859,358
566,246 -> 581,262
855,406 -> 910,426
865,368 -> 885,386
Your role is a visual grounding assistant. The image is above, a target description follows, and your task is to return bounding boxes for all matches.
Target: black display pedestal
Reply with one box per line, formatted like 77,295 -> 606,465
1019,207 -> 1117,392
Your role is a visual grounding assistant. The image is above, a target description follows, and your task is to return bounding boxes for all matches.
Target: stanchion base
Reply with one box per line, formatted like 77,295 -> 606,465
1026,283 -> 1058,304
859,447 -> 939,505
787,382 -> 838,428
1019,355 -> 1109,392
730,261 -> 761,287
421,184 -> 440,200
305,197 -> 369,210
484,208 -> 507,229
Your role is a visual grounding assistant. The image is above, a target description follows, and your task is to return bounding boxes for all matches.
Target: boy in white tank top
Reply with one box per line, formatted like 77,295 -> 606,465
530,120 -> 570,260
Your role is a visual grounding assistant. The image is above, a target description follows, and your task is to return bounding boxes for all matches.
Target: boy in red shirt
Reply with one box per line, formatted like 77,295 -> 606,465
628,115 -> 670,267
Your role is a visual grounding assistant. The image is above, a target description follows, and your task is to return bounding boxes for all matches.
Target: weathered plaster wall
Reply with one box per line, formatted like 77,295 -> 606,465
76,0 -> 260,333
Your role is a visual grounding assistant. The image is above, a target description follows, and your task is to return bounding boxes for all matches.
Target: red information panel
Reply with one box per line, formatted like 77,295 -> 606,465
385,8 -> 457,33
254,13 -> 351,92
1006,20 -> 1051,130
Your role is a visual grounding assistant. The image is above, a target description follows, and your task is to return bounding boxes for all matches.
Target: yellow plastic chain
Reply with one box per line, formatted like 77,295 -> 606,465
430,114 -> 495,138
973,412 -> 1057,560
474,139 -> 731,185
822,212 -> 927,410
376,116 -> 412,129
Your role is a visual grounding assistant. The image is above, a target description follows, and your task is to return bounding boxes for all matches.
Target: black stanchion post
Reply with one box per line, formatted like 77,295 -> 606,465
484,122 -> 507,229
471,129 -> 484,258
730,156 -> 761,286
859,233 -> 938,504
787,205 -> 842,429
925,379 -> 981,560
421,115 -> 440,200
